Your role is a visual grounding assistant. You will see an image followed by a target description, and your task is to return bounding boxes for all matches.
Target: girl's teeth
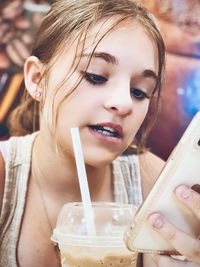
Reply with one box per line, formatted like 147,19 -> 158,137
89,125 -> 119,138
99,129 -> 114,136
95,127 -> 117,137
102,126 -> 115,133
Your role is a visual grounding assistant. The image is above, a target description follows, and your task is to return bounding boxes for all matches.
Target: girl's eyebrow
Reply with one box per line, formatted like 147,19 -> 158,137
82,52 -> 158,80
82,52 -> 118,65
142,69 -> 158,81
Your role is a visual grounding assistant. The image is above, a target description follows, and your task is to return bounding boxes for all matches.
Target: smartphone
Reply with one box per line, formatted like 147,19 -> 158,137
124,111 -> 200,254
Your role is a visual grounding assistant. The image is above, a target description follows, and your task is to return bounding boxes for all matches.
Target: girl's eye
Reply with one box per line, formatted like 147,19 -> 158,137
84,72 -> 107,85
130,88 -> 150,100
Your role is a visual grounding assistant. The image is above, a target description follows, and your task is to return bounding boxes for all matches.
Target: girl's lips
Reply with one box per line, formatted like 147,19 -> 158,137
90,122 -> 123,137
88,122 -> 124,144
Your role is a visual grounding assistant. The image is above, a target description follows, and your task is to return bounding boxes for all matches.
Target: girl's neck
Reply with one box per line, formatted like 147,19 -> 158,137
32,133 -> 114,204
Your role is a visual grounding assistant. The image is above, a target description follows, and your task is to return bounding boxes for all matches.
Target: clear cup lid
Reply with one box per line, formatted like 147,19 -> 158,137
51,202 -> 137,247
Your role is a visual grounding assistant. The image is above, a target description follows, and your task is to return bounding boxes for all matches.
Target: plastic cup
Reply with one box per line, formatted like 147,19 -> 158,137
51,202 -> 137,267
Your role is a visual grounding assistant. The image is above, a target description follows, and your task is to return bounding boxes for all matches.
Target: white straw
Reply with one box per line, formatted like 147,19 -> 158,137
70,127 -> 96,235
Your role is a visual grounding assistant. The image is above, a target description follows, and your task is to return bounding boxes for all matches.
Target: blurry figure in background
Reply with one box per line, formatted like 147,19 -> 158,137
0,0 -> 51,70
141,0 -> 200,160
143,0 -> 200,56
0,0 -> 51,139
0,0 -> 27,70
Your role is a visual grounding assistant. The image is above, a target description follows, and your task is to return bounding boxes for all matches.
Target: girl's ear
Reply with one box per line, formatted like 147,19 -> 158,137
24,56 -> 44,101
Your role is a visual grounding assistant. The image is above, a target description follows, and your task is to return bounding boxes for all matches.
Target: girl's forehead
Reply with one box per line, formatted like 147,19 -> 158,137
51,17 -> 153,71
81,18 -> 142,52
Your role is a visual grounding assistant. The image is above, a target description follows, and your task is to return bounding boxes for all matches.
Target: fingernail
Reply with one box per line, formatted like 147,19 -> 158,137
149,214 -> 164,229
175,185 -> 191,199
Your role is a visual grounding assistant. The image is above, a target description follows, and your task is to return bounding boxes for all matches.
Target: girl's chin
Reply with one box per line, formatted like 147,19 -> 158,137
84,152 -> 122,168
86,162 -> 112,169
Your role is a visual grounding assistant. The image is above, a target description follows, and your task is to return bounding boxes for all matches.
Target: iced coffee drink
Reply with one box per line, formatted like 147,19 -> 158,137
61,246 -> 136,267
51,202 -> 137,267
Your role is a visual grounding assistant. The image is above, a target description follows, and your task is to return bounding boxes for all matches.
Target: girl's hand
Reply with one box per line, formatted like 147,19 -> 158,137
147,254 -> 200,267
147,185 -> 200,265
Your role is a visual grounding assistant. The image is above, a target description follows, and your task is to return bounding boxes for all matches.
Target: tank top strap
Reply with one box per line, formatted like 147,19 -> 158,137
0,140 -> 8,162
0,132 -> 38,267
112,154 -> 143,207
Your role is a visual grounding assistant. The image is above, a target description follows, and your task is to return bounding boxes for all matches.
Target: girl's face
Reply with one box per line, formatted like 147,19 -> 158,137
43,19 -> 158,166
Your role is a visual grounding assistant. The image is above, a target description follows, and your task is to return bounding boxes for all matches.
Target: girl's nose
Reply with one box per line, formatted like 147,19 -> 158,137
103,84 -> 133,116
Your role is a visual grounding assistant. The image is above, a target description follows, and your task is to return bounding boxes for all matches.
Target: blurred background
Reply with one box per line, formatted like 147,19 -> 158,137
142,0 -> 200,159
0,0 -> 200,160
0,0 -> 51,138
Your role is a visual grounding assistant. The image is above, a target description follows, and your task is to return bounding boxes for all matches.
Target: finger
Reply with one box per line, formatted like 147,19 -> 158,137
0,51 -> 10,69
0,23 -> 11,42
11,39 -> 30,60
175,185 -> 200,220
6,38 -> 30,67
6,43 -> 24,66
151,254 -> 199,267
148,213 -> 200,264
1,31 -> 14,44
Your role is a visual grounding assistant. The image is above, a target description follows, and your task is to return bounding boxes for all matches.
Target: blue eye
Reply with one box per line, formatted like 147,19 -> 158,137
84,72 -> 107,85
130,88 -> 149,100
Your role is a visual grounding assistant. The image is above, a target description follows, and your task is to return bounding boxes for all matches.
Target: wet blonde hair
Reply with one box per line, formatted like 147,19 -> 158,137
8,0 -> 165,153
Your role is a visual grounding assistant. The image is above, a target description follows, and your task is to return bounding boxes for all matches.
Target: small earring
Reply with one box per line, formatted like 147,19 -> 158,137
35,90 -> 42,99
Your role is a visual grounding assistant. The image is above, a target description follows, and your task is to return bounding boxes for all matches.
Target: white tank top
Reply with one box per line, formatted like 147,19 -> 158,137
0,132 -> 143,267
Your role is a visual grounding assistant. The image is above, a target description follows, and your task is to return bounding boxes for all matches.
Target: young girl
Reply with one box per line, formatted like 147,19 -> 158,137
0,1 -> 199,266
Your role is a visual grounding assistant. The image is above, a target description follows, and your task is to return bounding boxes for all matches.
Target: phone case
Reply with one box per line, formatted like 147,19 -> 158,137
124,111 -> 200,254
